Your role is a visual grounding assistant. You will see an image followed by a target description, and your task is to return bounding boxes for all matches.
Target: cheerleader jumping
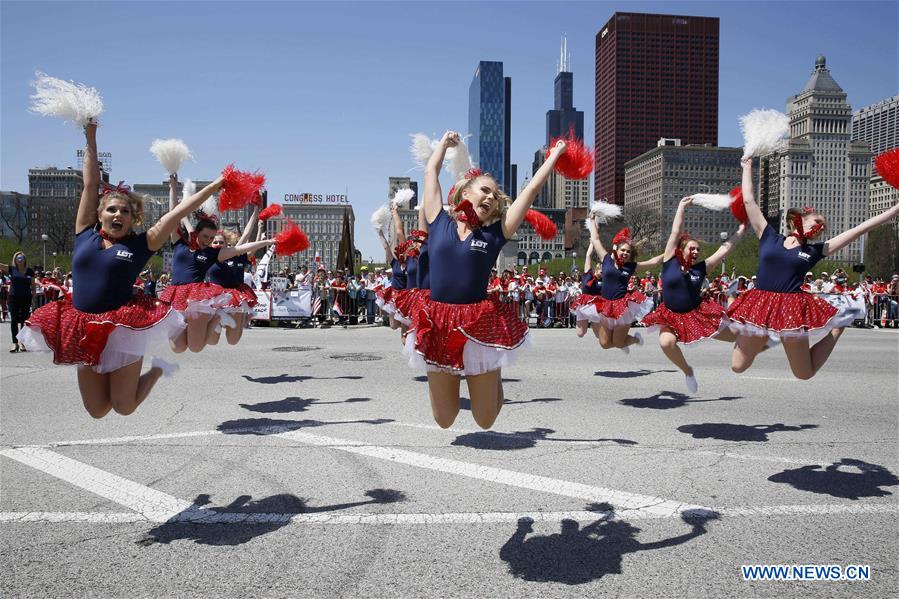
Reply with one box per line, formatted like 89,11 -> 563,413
18,123 -> 201,417
374,217 -> 406,329
569,240 -> 603,338
206,203 -> 268,346
640,196 -> 745,393
393,202 -> 430,333
585,217 -> 663,353
160,176 -> 273,353
408,131 -> 567,429
728,157 -> 897,379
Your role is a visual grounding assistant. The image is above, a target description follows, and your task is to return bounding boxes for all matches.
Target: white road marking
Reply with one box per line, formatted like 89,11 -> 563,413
0,447 -> 193,522
2,504 -> 896,525
273,429 -> 710,518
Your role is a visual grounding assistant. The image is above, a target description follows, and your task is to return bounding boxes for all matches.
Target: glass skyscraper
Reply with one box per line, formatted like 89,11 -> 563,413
469,61 -> 506,191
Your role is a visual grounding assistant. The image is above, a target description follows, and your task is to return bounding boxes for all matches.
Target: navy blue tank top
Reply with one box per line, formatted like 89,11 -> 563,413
600,254 -> 636,300
72,228 -> 154,313
428,209 -> 507,304
171,240 -> 221,285
417,242 -> 430,290
9,266 -> 34,297
756,225 -> 825,293
661,257 -> 706,313
390,258 -> 407,290
580,272 -> 601,296
405,255 -> 419,290
207,254 -> 249,288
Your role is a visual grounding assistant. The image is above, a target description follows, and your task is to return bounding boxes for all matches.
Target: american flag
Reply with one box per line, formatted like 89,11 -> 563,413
331,299 -> 344,316
312,295 -> 322,315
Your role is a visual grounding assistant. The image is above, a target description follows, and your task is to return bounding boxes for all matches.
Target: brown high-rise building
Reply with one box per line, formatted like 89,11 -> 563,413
595,12 -> 719,204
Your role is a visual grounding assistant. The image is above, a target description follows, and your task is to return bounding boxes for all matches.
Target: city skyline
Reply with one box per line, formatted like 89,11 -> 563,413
1,1 -> 896,261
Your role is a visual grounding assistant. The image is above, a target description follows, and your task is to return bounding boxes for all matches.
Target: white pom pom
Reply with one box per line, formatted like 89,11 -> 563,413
200,195 -> 219,219
691,193 -> 733,211
391,188 -> 415,208
589,200 -> 622,223
149,138 -> 193,175
740,108 -> 790,158
447,140 -> 473,182
181,179 -> 196,203
29,71 -> 104,127
371,205 -> 391,233
410,133 -> 435,167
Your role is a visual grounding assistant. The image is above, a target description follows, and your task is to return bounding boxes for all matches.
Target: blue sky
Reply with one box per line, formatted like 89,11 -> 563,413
2,1 -> 896,260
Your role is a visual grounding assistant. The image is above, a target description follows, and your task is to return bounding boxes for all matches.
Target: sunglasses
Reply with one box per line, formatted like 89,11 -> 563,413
15,256 -> 25,261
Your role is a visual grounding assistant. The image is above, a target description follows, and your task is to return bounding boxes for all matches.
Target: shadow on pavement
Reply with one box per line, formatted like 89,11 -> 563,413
137,489 -> 406,546
499,503 -> 718,584
239,397 -> 373,413
216,417 -> 394,435
768,458 -> 899,499
620,392 -> 742,410
677,423 -> 817,442
452,428 -> 638,451
594,369 -> 677,378
241,374 -> 363,385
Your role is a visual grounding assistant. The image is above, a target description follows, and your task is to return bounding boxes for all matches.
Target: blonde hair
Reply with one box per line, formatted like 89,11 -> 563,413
99,192 -> 145,228
215,229 -> 239,246
447,175 -> 509,225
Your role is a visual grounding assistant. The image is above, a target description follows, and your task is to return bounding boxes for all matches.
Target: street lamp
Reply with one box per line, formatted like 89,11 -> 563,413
41,234 -> 48,268
719,231 -> 729,274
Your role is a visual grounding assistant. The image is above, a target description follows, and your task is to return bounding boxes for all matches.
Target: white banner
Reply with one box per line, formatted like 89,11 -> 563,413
251,287 -> 312,320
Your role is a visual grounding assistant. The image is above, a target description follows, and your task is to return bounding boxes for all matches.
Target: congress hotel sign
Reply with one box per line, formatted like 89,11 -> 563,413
283,193 -> 350,205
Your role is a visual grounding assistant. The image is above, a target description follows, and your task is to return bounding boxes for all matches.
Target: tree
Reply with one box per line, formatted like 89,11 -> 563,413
0,193 -> 29,244
35,197 -> 78,254
864,222 -> 899,278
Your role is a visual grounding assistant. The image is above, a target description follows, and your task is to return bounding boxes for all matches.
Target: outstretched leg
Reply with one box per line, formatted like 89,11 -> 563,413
107,359 -> 164,416
809,327 -> 845,373
659,329 -> 692,375
225,313 -> 246,345
597,325 -> 615,349
611,325 -> 640,349
77,367 -> 112,419
186,312 -> 212,353
427,371 -> 461,428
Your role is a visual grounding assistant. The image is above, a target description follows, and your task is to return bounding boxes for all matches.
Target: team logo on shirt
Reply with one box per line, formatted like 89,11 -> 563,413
115,250 -> 133,261
798,251 -> 812,261
690,274 -> 701,283
226,261 -> 234,267
196,255 -> 208,262
470,239 -> 488,254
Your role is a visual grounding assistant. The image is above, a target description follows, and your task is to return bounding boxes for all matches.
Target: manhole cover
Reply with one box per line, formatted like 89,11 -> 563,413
329,353 -> 383,361
272,346 -> 323,352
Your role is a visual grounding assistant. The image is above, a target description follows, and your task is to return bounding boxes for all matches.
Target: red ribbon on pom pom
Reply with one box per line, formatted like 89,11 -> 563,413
454,199 -> 482,228
728,186 -> 748,224
219,164 -> 266,212
524,209 -> 557,240
546,130 -> 594,180
394,240 -> 412,262
274,218 -> 309,256
258,204 -> 282,221
409,229 -> 428,242
875,147 -> 899,191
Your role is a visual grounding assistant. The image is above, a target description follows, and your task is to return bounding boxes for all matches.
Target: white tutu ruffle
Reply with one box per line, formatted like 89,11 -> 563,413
402,330 -> 533,376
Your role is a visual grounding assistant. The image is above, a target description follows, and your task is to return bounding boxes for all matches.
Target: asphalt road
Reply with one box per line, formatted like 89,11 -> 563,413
1,324 -> 897,598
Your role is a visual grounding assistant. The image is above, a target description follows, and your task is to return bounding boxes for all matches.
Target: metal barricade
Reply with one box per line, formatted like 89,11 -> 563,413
870,293 -> 899,328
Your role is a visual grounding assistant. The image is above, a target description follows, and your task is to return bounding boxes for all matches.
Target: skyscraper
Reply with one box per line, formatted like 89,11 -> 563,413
595,12 -> 719,205
758,56 -> 871,263
852,94 -> 899,156
469,61 -> 509,193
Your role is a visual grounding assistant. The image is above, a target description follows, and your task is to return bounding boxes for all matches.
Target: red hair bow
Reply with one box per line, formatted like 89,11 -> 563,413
612,227 -> 631,246
409,229 -> 428,242
447,168 -> 487,201
789,209 -> 824,244
101,181 -> 131,196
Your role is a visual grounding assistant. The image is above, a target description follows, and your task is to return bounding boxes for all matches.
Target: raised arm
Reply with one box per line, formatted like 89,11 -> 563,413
583,238 -> 594,272
238,203 -> 260,245
75,123 -> 100,233
391,203 -> 405,245
741,157 -> 768,238
586,215 -> 609,262
167,174 -> 182,245
636,252 -> 664,273
502,140 -> 567,238
146,177 -> 224,251
664,197 -> 693,260
219,239 -> 275,261
424,131 -> 457,224
823,201 -> 899,257
705,223 -> 746,271
377,229 -> 392,263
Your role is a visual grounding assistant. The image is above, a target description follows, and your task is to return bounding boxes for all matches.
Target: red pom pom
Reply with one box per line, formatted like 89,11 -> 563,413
612,227 -> 631,245
219,164 -> 266,212
258,204 -> 282,221
875,148 -> 899,190
274,218 -> 309,256
546,130 -> 594,180
728,186 -> 748,224
524,209 -> 557,240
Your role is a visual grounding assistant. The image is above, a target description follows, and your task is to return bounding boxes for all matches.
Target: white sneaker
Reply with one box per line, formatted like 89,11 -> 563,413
151,357 -> 180,378
634,332 -> 644,347
685,373 -> 699,394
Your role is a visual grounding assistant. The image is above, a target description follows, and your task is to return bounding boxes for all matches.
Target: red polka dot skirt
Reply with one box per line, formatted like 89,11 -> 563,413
642,299 -> 728,344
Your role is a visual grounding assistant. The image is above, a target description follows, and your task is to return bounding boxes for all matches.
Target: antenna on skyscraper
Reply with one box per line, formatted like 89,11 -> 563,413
558,34 -> 570,73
